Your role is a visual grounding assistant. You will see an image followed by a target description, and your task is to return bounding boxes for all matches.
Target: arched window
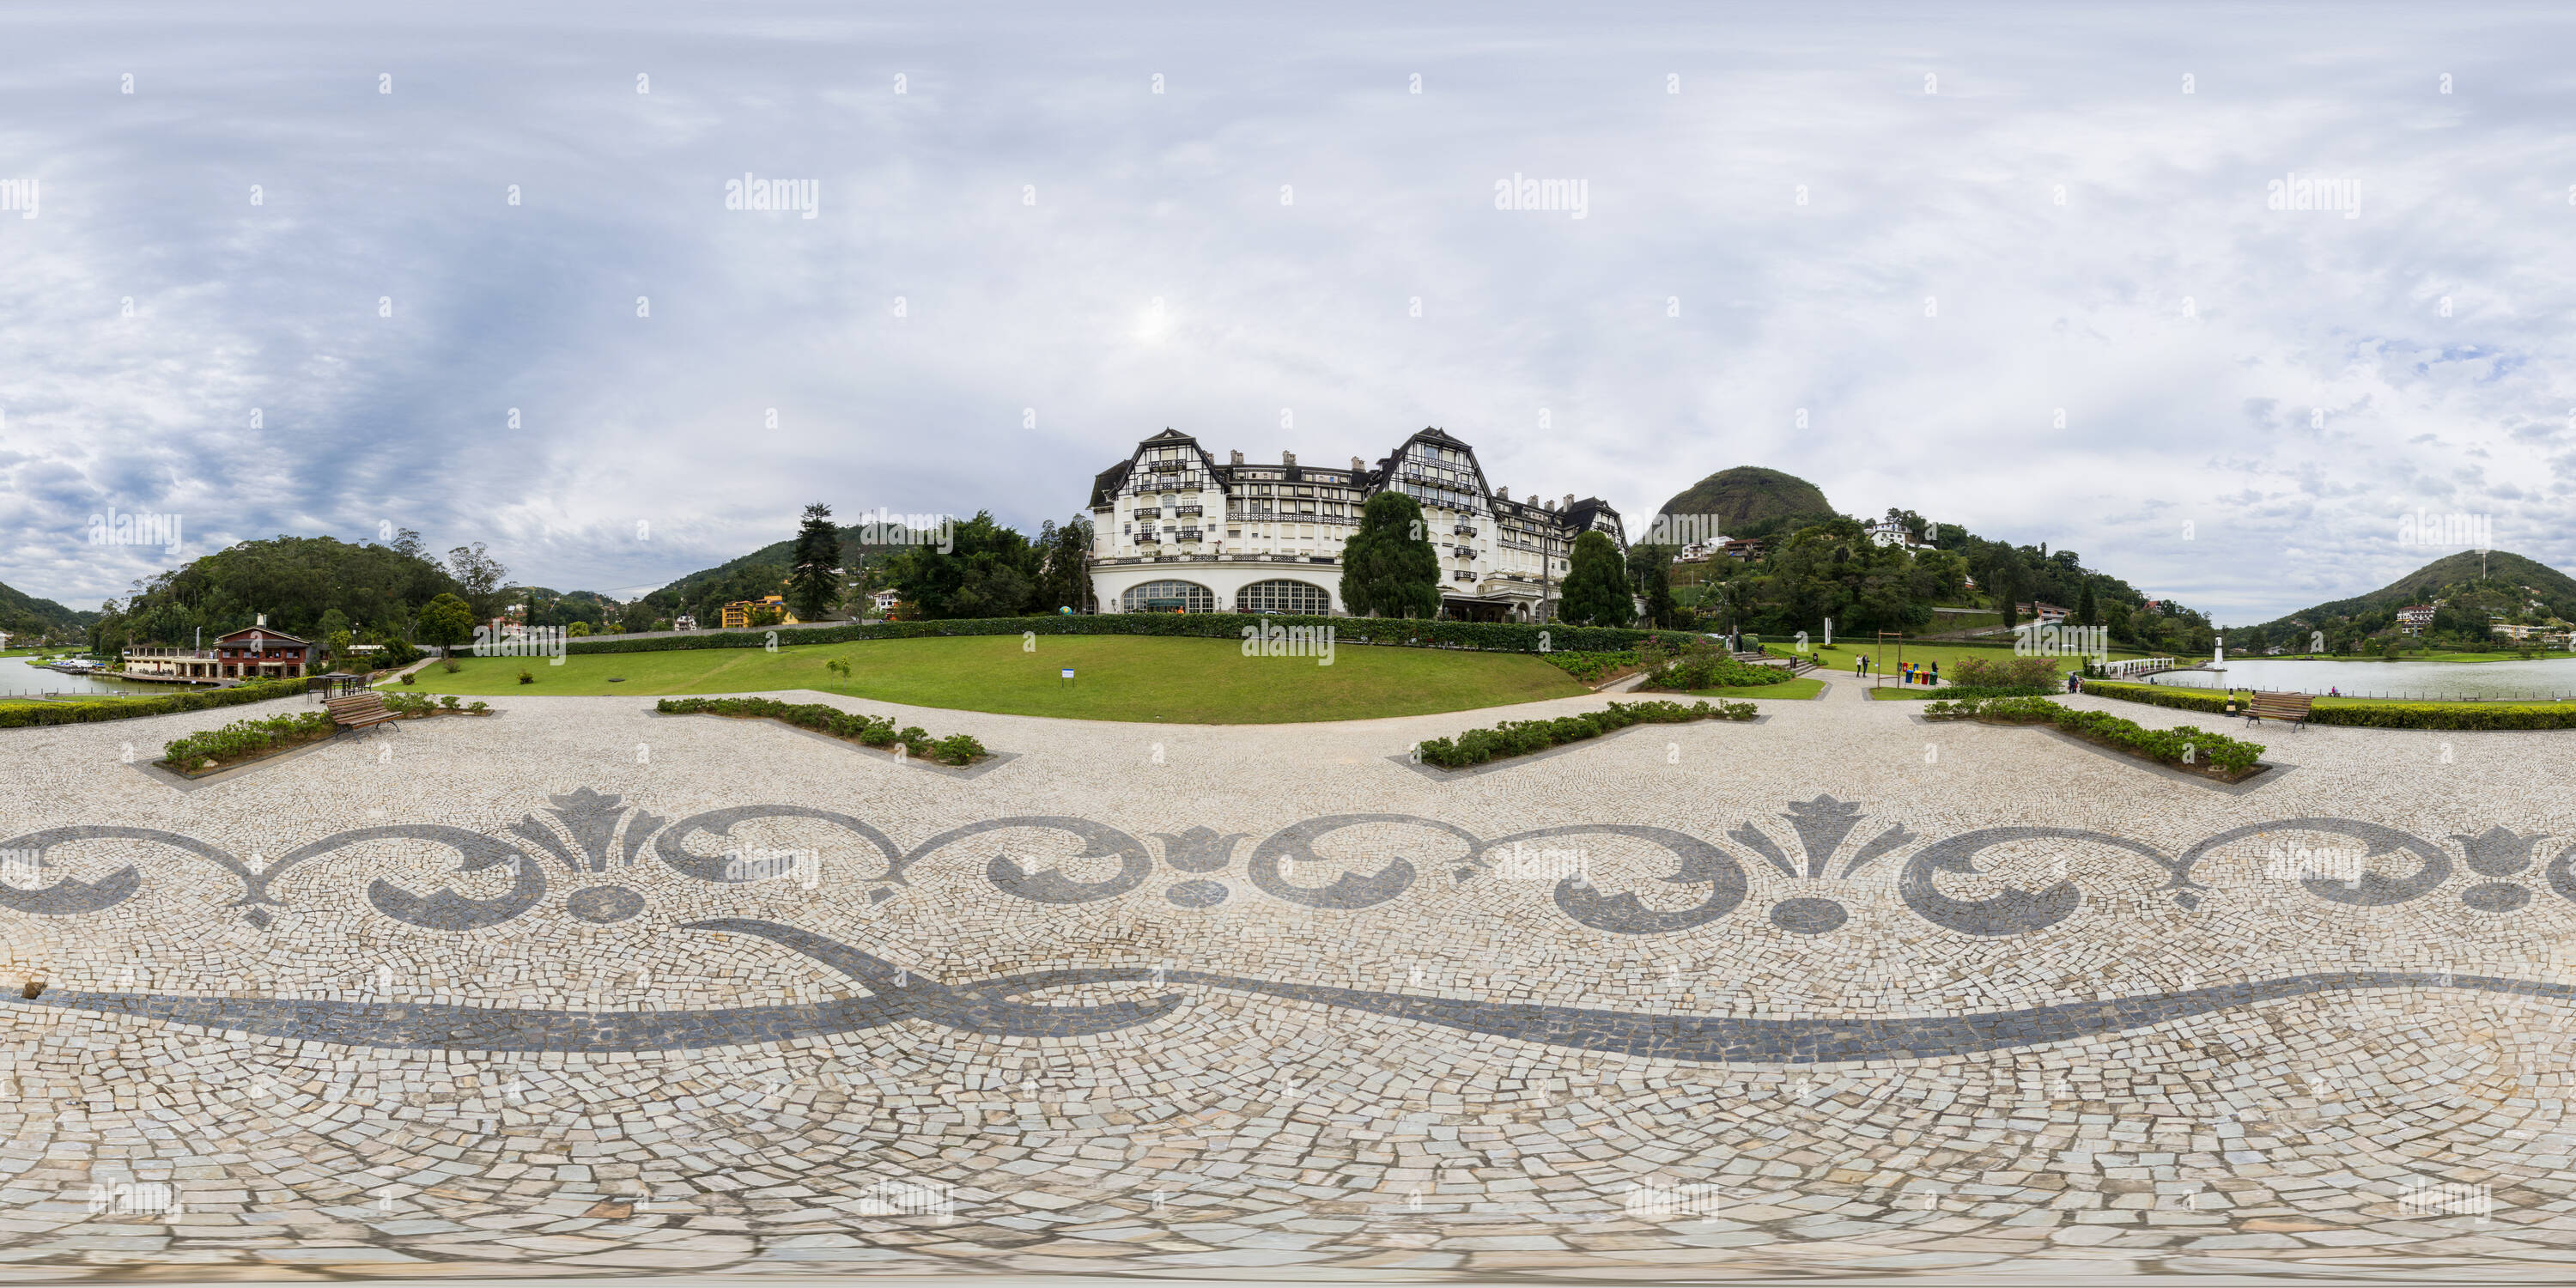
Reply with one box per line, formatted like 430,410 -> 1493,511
1236,580 -> 1331,615
1122,580 -> 1215,613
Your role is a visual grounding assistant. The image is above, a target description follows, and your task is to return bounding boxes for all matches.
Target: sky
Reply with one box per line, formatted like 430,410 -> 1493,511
3,1 -> 2573,625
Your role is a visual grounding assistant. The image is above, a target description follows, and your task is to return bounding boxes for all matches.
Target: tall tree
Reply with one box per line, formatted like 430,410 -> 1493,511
784,503 -> 845,622
447,544 -> 509,620
1340,492 -> 1440,618
2075,580 -> 2099,628
415,593 -> 477,652
1557,531 -> 1635,628
1642,562 -> 1680,629
1030,516 -> 1097,613
879,512 -> 1041,620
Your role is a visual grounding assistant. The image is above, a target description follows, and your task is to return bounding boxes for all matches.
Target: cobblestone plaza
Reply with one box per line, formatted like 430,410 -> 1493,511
3,680 -> 2570,1280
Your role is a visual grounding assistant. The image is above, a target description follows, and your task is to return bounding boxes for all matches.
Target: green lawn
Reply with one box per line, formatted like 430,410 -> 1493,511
390,635 -> 1593,724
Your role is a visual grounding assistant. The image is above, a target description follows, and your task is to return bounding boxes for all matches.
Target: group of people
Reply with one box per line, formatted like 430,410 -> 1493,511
1854,655 -> 1941,686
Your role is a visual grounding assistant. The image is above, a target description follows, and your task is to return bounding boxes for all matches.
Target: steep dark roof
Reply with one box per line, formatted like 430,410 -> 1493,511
1088,460 -> 1131,508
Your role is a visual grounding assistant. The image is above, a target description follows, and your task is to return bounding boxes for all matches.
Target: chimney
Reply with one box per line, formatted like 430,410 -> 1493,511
1230,450 -> 1243,465
1563,494 -> 1577,511
1544,498 -> 1558,511
1282,451 -> 1297,466
1351,456 -> 1364,473
1497,486 -> 1510,501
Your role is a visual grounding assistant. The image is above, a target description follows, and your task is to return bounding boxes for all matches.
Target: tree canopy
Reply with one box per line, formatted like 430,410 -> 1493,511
1339,492 -> 1440,618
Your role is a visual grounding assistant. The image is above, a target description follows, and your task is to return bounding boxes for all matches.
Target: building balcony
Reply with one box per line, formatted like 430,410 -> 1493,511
1453,526 -> 1479,538
1135,532 -> 1161,544
1176,529 -> 1203,542
1174,506 -> 1202,518
1132,507 -> 1161,519
1451,570 -> 1477,581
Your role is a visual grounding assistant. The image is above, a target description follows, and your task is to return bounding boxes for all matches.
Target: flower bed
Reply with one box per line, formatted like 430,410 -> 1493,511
1414,697 -> 1756,770
159,711 -> 337,775
156,695 -> 492,777
2081,678 -> 2576,730
1923,694 -> 2267,780
655,696 -> 988,766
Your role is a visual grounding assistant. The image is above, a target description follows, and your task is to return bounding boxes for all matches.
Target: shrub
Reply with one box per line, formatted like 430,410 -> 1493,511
1874,683 -> 2055,701
439,695 -> 461,710
517,668 -> 535,684
933,732 -> 987,765
400,672 -> 416,685
1414,697 -> 1755,769
441,659 -> 462,674
1637,635 -> 1791,692
1540,650 -> 1637,683
1949,654 -> 2060,689
466,701 -> 489,714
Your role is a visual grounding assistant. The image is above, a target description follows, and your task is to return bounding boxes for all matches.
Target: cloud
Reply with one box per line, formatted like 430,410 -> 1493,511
1,2 -> 2572,624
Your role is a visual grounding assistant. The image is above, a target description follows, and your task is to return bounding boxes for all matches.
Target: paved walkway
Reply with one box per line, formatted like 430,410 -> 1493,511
0,678 -> 2570,1279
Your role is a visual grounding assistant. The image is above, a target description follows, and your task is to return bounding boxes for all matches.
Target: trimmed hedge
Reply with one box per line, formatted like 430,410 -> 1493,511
2082,678 -> 2576,730
1416,697 -> 1756,769
1924,694 -> 2265,773
574,613 -> 1690,658
657,696 -> 988,765
0,678 -> 307,729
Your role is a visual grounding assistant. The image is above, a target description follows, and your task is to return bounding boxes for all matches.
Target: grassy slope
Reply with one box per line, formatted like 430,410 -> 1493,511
393,635 -> 1591,724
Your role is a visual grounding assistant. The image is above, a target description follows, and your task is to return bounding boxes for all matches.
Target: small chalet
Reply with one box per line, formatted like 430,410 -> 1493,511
213,623 -> 313,679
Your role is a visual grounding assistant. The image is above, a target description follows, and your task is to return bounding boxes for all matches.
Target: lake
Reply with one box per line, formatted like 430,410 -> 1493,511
0,655 -> 173,698
2148,656 -> 2576,701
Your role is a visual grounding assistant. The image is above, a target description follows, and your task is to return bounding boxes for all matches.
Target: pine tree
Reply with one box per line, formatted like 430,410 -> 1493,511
1340,493 -> 1440,618
1557,531 -> 1635,628
2075,580 -> 2099,628
1643,563 -> 1679,629
784,503 -> 844,622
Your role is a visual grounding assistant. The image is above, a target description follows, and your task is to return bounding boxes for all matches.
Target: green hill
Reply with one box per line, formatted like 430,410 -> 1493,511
1656,466 -> 1835,539
2251,550 -> 2576,629
0,579 -> 99,640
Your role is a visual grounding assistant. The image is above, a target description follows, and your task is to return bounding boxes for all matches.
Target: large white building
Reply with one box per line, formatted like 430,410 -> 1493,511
1087,427 -> 1625,620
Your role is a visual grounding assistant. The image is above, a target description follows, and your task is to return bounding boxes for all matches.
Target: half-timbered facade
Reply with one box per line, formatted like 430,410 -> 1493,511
1087,428 -> 1625,620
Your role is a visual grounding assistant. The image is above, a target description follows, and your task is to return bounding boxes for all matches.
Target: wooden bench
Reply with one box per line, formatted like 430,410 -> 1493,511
2244,690 -> 2312,730
325,692 -> 402,732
